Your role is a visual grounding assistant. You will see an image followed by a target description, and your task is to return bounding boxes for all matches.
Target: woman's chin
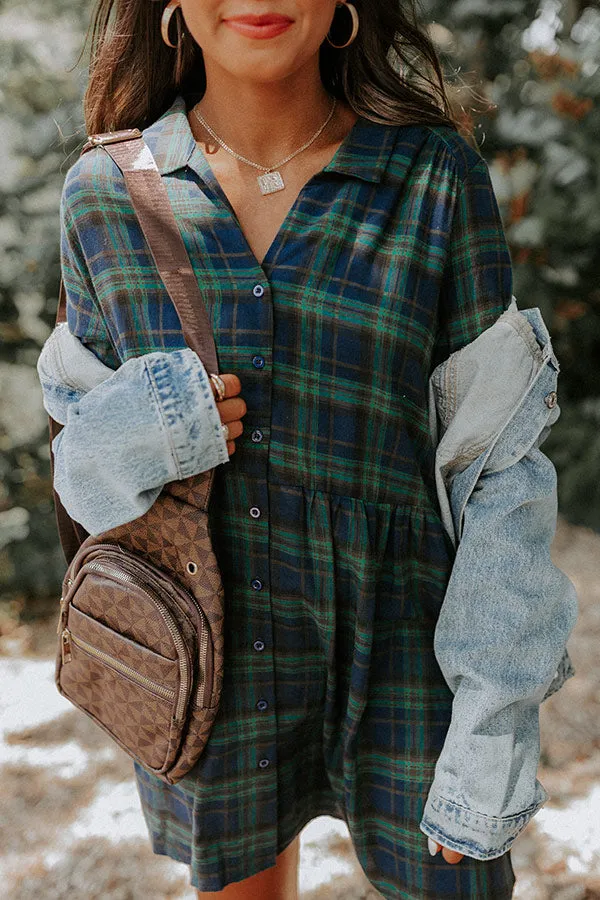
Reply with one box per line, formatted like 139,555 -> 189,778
212,52 -> 306,87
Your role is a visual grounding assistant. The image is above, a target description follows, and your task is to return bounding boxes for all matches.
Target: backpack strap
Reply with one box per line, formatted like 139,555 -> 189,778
49,281 -> 92,563
51,126 -> 220,563
81,128 -> 220,375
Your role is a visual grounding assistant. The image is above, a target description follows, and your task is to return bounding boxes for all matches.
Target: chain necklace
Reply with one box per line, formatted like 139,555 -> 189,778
193,97 -> 337,196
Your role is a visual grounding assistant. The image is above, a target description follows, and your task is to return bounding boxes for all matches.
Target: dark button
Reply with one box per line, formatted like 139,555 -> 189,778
253,639 -> 265,652
252,355 -> 265,369
251,578 -> 263,591
545,391 -> 558,409
253,284 -> 265,298
251,429 -> 263,443
258,757 -> 270,769
249,506 -> 261,518
256,700 -> 268,711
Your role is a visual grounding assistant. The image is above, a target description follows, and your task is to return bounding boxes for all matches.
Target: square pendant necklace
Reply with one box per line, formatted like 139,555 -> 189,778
193,98 -> 337,197
257,171 -> 286,196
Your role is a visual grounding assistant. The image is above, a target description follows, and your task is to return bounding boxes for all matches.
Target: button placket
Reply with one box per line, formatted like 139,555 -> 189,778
246,279 -> 276,777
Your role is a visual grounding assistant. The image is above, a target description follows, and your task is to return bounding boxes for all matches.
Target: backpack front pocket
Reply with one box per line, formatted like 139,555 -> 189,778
60,604 -> 184,770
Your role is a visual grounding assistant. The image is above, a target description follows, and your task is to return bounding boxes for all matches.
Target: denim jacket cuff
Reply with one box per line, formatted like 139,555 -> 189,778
143,348 -> 230,477
419,785 -> 547,860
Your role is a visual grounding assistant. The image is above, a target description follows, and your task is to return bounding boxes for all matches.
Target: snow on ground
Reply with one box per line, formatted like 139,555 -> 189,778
534,787 -> 600,876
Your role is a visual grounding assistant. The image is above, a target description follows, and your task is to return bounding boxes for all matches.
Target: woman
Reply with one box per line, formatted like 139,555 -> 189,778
37,0 -> 577,897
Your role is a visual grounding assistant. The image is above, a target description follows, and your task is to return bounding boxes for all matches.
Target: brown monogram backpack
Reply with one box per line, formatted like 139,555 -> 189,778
49,129 -> 225,784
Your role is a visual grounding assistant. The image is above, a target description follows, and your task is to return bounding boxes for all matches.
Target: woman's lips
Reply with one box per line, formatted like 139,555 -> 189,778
224,15 -> 294,39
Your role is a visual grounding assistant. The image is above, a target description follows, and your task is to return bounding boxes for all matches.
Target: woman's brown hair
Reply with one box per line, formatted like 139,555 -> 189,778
81,0 -> 460,135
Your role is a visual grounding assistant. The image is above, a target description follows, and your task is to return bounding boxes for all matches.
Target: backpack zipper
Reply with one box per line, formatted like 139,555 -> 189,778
198,621 -> 210,708
61,628 -> 177,703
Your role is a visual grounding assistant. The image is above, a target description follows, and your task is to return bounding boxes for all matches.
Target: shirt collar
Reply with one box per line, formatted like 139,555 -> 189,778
143,93 -> 398,184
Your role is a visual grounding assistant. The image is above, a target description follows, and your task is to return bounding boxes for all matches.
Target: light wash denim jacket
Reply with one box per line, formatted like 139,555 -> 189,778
36,296 -> 578,861
420,296 -> 577,859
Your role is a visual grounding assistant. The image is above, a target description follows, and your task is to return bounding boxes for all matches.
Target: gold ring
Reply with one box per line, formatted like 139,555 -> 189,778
210,373 -> 226,401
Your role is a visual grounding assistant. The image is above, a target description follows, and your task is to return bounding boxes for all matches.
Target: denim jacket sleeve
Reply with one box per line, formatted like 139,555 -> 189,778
36,323 -> 230,536
419,298 -> 578,860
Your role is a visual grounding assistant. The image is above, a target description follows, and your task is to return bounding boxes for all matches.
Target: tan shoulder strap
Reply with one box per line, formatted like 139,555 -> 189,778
51,127 -> 219,563
79,129 -> 220,375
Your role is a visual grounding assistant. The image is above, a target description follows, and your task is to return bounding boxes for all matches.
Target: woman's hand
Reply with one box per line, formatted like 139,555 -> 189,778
210,373 -> 247,455
428,838 -> 464,864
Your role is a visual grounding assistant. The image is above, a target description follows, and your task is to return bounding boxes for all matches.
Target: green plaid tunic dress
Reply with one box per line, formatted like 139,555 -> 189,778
60,91 -> 516,898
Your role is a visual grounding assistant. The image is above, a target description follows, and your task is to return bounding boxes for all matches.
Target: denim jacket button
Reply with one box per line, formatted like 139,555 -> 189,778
544,391 -> 558,408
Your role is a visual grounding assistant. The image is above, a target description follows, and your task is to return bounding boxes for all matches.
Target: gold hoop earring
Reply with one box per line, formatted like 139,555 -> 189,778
161,0 -> 182,49
326,2 -> 359,49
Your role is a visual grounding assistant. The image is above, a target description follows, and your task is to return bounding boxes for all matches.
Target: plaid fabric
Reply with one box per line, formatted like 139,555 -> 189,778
60,92 -> 516,898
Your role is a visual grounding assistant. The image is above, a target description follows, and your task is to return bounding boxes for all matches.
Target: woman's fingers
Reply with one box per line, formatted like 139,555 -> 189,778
442,847 -> 465,864
220,405 -> 245,455
218,396 -> 247,425
210,372 -> 242,399
427,838 -> 464,864
210,373 -> 246,455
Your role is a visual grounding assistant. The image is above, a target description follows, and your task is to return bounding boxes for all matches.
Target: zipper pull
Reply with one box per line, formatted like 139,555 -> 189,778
61,628 -> 72,664
56,596 -> 67,634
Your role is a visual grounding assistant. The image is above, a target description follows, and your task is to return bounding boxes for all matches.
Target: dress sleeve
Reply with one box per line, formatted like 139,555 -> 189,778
59,175 -> 121,370
432,156 -> 514,369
